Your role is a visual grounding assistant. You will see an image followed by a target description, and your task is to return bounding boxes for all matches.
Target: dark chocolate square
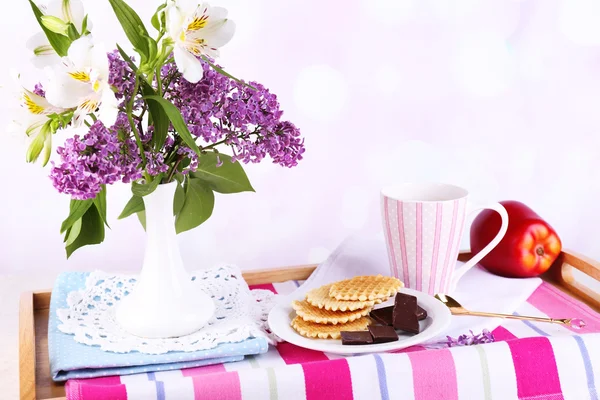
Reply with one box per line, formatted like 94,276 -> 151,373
341,331 -> 373,345
368,325 -> 399,343
417,305 -> 427,321
393,293 -> 420,334
371,304 -> 427,325
370,306 -> 394,326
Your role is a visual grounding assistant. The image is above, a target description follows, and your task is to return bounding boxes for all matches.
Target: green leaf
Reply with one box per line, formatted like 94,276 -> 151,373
116,44 -> 138,72
65,203 -> 105,258
175,178 -> 215,234
151,14 -> 160,31
132,175 -> 163,197
178,158 -> 190,172
65,218 -> 82,246
41,131 -> 52,167
81,14 -> 89,34
151,3 -> 167,31
28,0 -> 71,57
60,199 -> 93,233
26,131 -> 47,163
107,0 -> 150,60
140,84 -> 168,150
118,195 -> 144,219
160,11 -> 167,32
144,96 -> 201,156
200,56 -> 256,90
146,36 -> 158,62
191,153 -> 254,194
173,182 -> 185,216
137,210 -> 146,230
93,185 -> 109,228
40,15 -> 69,36
66,22 -> 79,40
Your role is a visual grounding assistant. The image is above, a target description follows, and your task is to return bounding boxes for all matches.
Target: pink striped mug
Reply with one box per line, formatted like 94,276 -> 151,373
381,183 -> 508,295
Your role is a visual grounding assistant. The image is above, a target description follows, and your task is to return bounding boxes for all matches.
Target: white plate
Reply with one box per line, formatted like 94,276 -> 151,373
268,288 -> 451,355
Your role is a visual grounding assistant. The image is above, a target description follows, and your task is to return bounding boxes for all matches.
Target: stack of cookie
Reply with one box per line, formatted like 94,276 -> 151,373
290,275 -> 403,339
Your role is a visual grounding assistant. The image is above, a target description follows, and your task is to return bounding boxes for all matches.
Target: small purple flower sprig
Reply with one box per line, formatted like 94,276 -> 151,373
446,329 -> 495,347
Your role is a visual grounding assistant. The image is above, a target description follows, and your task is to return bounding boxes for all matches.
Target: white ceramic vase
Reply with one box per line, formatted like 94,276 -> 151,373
115,180 -> 214,338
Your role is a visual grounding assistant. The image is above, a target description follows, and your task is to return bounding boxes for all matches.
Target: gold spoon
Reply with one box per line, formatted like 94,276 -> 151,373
434,293 -> 586,329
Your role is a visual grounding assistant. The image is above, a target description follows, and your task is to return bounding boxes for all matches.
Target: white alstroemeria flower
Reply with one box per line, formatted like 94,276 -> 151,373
26,33 -> 61,69
45,36 -> 118,127
41,0 -> 85,27
10,86 -> 65,165
165,0 -> 235,83
26,0 -> 88,69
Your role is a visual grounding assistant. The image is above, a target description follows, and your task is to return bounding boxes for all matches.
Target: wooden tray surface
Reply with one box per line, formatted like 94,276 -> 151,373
20,252 -> 600,400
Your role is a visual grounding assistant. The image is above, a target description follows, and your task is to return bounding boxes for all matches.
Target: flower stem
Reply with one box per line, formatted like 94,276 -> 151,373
201,130 -> 260,151
201,139 -> 228,151
127,74 -> 147,168
165,154 -> 184,183
162,71 -> 177,94
137,102 -> 148,123
156,67 -> 163,97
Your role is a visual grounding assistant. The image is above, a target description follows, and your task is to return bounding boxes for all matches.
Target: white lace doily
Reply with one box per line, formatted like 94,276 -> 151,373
57,265 -> 279,354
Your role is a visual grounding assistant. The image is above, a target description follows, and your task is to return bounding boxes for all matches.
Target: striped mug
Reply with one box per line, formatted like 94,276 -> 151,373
381,183 -> 508,295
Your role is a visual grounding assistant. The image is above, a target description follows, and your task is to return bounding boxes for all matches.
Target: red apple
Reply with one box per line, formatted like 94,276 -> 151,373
470,201 -> 562,278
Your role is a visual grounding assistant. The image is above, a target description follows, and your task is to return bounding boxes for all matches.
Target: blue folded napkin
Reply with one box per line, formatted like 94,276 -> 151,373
49,272 -> 269,381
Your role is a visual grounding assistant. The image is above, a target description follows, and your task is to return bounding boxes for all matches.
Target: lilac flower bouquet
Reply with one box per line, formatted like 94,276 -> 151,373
16,0 -> 304,257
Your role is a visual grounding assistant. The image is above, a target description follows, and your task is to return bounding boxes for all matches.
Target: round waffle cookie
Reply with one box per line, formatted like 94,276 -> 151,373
305,284 -> 375,311
292,300 -> 372,325
329,275 -> 403,301
290,315 -> 372,339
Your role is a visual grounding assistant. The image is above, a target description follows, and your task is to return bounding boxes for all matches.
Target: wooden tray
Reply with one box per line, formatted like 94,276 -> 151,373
19,251 -> 600,400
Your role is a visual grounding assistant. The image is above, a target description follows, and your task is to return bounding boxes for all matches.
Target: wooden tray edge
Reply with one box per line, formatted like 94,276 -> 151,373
19,292 -> 36,400
19,253 -> 600,399
242,264 -> 316,285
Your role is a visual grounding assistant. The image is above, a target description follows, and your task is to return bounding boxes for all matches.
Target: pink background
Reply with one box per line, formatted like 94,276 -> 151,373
1,0 -> 600,274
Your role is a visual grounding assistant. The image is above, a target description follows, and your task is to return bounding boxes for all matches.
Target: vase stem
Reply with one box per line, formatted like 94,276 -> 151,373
115,181 -> 214,338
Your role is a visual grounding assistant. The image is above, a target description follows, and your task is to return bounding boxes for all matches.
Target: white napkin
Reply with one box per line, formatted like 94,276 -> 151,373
291,233 -> 542,342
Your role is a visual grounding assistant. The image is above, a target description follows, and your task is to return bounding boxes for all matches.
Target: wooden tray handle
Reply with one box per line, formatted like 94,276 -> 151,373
549,249 -> 600,312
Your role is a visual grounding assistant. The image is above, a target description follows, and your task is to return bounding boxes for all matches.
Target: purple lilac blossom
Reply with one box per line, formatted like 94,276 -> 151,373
145,151 -> 169,176
49,52 -> 304,199
446,329 -> 495,347
167,59 -> 304,168
33,83 -> 45,97
49,115 -> 141,199
230,121 -> 304,167
177,147 -> 199,174
164,135 -> 175,149
108,50 -> 135,104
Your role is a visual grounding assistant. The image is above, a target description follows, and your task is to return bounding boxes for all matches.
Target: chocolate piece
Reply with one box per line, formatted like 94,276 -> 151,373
393,293 -> 420,334
341,331 -> 373,345
371,304 -> 427,325
368,325 -> 399,343
370,306 -> 394,326
417,305 -> 427,321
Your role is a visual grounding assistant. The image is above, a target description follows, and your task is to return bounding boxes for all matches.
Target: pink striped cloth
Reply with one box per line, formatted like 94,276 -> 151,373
66,281 -> 600,400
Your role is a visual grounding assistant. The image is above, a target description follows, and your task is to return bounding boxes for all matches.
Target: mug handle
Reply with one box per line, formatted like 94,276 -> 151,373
448,202 -> 509,292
